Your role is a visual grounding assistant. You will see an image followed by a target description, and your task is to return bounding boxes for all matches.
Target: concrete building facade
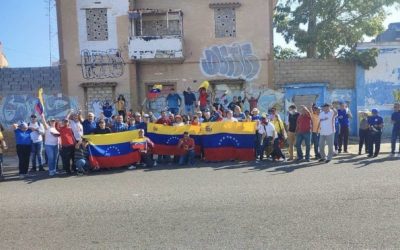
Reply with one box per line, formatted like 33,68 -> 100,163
56,0 -> 275,115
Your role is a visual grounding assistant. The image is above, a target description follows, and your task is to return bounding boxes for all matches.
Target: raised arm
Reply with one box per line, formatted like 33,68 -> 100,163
256,91 -> 262,101
40,113 -> 49,129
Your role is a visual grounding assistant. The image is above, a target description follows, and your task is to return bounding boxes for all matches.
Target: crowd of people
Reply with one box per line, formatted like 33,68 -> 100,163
0,89 -> 399,180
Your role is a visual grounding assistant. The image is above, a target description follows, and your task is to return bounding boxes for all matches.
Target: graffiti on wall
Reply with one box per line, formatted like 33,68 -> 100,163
200,43 -> 261,81
0,94 -> 79,127
81,49 -> 124,79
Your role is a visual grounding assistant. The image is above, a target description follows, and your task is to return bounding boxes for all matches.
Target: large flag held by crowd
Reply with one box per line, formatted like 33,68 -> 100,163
147,123 -> 202,156
83,122 -> 257,168
201,122 -> 256,162
84,130 -> 142,168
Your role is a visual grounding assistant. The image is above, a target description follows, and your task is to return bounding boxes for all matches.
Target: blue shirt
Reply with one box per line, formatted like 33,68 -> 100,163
337,109 -> 350,127
368,115 -> 384,131
166,93 -> 182,109
183,91 -> 196,105
113,122 -> 128,133
15,129 -> 32,145
392,111 -> 400,130
252,115 -> 261,121
82,120 -> 97,135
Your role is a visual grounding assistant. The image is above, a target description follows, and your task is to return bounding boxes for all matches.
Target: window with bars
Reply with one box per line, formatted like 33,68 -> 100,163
214,7 -> 236,38
135,12 -> 181,36
86,8 -> 109,41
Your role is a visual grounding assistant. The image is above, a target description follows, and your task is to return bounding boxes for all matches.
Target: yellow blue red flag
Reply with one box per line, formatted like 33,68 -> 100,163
146,123 -> 202,155
84,130 -> 142,168
200,122 -> 256,161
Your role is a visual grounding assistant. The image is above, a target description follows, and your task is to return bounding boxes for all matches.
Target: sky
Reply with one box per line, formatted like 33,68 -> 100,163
0,1 -> 398,68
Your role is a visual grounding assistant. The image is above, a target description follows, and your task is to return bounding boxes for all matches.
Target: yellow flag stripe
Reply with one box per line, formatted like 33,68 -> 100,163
84,130 -> 140,145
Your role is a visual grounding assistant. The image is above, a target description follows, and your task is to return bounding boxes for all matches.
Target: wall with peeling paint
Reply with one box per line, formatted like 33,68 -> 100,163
356,42 -> 400,135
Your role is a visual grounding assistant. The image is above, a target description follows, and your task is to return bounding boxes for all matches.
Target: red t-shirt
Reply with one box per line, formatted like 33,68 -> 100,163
296,114 -> 312,133
57,126 -> 76,146
179,137 -> 195,151
156,117 -> 171,125
199,92 -> 208,107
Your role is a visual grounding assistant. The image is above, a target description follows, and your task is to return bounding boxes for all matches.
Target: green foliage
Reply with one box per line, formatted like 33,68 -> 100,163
339,48 -> 379,69
274,0 -> 400,64
274,46 -> 301,59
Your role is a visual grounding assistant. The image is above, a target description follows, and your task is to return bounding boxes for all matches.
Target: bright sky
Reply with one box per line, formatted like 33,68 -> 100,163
0,1 -> 398,68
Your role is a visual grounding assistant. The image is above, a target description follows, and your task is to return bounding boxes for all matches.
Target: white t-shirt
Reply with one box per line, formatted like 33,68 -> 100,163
28,122 -> 44,143
224,117 -> 238,122
45,128 -> 60,145
257,122 -> 278,139
69,120 -> 83,140
319,110 -> 336,135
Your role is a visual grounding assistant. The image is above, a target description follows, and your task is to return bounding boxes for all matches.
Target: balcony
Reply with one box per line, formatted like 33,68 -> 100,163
128,35 -> 184,62
128,9 -> 184,62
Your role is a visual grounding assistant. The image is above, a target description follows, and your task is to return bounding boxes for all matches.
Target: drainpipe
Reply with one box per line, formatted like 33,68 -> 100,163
130,0 -> 143,111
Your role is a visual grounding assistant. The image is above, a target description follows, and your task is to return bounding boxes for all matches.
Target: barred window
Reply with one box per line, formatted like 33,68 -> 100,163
86,8 -> 109,41
214,7 -> 236,38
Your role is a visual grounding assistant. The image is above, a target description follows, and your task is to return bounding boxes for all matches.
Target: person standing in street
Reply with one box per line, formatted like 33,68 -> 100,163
41,114 -> 61,176
367,109 -> 384,158
28,114 -> 45,172
311,105 -> 321,159
287,105 -> 299,161
295,106 -> 312,162
57,119 -> 76,174
358,112 -> 370,155
337,102 -> 352,153
318,104 -> 337,163
390,103 -> 400,157
12,122 -> 32,179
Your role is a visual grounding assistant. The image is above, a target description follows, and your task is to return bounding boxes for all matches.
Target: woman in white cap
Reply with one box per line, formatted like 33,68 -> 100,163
41,114 -> 61,176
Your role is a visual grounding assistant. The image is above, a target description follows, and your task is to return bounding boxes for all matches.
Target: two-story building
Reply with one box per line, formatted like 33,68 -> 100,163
56,0 -> 275,114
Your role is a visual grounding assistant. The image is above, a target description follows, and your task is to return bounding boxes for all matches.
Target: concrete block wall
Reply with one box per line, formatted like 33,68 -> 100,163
0,66 -> 61,95
274,59 -> 355,89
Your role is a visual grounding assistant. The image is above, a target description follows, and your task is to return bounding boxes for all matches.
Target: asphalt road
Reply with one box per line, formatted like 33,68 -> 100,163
1,149 -> 400,249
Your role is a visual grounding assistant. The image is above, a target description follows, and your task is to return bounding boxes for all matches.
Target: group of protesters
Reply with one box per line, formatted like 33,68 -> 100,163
0,87 -> 399,180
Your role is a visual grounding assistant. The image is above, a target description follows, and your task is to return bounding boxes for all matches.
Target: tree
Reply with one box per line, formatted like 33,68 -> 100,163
274,0 -> 400,68
274,46 -> 301,59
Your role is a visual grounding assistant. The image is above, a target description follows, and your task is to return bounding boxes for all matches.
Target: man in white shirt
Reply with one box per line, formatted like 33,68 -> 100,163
318,103 -> 337,163
67,110 -> 83,141
224,110 -> 238,122
28,114 -> 45,172
257,117 -> 277,161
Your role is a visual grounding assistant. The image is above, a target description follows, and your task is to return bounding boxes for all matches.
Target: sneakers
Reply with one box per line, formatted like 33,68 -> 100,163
390,153 -> 396,157
30,168 -> 37,172
19,174 -> 26,179
325,159 -> 331,163
318,159 -> 326,162
128,165 -> 136,170
39,166 -> 46,171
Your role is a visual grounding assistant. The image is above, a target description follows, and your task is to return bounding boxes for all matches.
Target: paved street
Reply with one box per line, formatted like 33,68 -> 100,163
1,144 -> 400,249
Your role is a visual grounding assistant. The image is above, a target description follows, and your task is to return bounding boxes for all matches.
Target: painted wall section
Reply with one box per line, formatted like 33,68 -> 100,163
356,42 -> 400,135
200,42 -> 261,81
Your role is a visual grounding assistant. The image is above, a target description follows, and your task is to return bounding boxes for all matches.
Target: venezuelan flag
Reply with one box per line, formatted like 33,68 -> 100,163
35,88 -> 45,115
84,130 -> 141,168
201,122 -> 256,162
147,124 -> 202,156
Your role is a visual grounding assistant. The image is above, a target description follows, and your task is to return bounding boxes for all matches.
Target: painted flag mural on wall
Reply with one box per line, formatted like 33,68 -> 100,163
35,88 -> 45,115
84,130 -> 141,168
147,124 -> 202,156
201,122 -> 256,162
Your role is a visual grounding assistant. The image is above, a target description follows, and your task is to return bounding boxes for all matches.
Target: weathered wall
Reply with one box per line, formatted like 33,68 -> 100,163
356,42 -> 400,136
0,67 -> 61,94
274,59 -> 355,89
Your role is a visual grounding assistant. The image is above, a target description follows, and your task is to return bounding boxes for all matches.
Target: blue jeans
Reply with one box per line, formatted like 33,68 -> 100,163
31,141 -> 43,168
391,128 -> 400,153
184,104 -> 195,115
45,145 -> 59,174
168,107 -> 179,115
296,132 -> 311,160
75,159 -> 89,172
179,150 -> 195,165
312,132 -> 321,158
